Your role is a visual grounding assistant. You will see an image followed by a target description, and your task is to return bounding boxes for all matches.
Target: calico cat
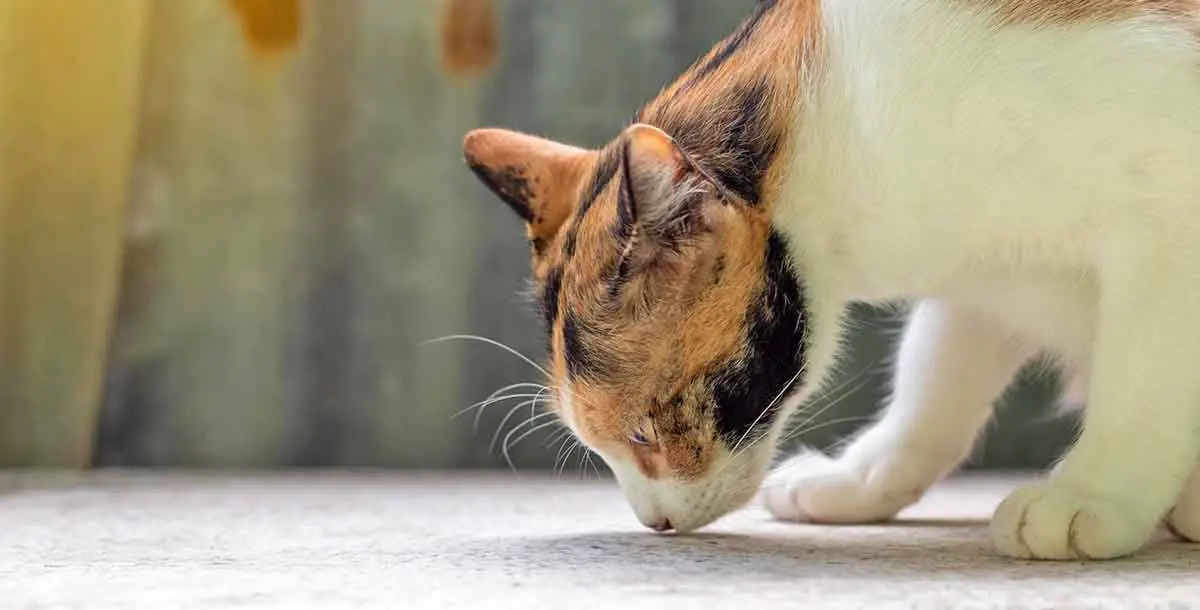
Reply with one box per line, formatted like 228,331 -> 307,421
461,0 -> 1200,560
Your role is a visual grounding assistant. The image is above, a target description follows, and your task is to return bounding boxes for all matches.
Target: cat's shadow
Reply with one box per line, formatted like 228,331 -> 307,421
447,517 -> 1194,581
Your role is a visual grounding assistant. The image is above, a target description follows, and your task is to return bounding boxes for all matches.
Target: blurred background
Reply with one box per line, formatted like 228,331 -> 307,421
0,0 -> 1074,471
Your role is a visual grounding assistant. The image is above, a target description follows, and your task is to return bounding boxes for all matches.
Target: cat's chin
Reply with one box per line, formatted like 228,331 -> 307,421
601,441 -> 775,534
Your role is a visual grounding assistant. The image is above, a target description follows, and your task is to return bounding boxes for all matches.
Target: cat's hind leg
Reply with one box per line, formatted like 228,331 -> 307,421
762,299 -> 1035,524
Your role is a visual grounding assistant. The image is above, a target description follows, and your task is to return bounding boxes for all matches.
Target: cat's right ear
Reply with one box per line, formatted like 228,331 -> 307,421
463,128 -> 593,253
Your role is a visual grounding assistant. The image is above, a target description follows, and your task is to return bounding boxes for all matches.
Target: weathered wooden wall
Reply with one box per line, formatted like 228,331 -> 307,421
0,0 -> 1071,470
0,0 -> 152,466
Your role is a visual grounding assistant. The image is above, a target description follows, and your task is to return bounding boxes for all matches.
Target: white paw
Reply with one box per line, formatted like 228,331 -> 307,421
990,482 -> 1154,560
760,451 -> 924,524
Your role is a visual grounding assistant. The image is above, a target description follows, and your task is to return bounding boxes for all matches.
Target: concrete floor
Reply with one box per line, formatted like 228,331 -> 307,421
1,471 -> 1197,609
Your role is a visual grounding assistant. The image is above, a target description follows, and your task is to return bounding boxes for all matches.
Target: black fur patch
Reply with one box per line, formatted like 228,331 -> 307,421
562,312 -> 612,380
649,394 -> 692,438
713,79 -> 779,204
709,230 -> 807,443
710,255 -> 726,287
617,143 -> 639,230
540,266 -> 563,333
583,145 -> 623,216
608,256 -> 634,301
562,144 -> 622,260
606,147 -> 640,300
468,162 -> 535,222
643,78 -> 780,206
530,236 -> 548,256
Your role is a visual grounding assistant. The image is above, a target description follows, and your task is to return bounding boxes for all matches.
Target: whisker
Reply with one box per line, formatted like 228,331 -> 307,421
585,452 -> 603,479
553,437 -> 573,474
503,413 -> 562,460
782,414 -> 875,445
489,399 -> 543,454
557,440 -> 581,478
475,393 -> 544,433
454,387 -> 545,422
714,358 -> 887,482
576,448 -> 589,480
463,393 -> 547,436
755,356 -> 886,451
422,334 -> 551,378
498,406 -> 556,470
730,365 -> 806,458
544,428 -> 572,449
528,385 -> 550,426
781,369 -> 877,445
803,361 -> 877,408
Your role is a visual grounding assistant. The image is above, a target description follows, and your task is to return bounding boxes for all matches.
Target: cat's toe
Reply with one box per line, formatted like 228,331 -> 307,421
760,450 -> 918,524
990,482 -> 1154,560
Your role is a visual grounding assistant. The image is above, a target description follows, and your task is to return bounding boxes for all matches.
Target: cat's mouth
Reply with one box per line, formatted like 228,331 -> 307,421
600,439 -> 775,534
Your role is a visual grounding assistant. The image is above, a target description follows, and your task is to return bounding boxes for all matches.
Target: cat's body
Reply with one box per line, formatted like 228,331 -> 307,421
464,0 -> 1200,560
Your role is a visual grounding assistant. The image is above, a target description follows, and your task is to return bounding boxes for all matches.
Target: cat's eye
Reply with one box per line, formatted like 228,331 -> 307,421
630,431 -> 650,446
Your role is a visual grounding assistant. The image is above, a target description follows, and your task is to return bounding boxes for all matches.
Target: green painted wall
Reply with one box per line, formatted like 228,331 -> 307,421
92,0 -> 1074,470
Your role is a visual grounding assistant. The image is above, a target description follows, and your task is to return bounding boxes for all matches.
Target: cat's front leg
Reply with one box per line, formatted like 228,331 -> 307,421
991,271 -> 1200,560
763,300 -> 1035,523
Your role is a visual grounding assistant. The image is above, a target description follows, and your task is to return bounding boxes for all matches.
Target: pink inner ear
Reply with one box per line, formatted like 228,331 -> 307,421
671,156 -> 690,184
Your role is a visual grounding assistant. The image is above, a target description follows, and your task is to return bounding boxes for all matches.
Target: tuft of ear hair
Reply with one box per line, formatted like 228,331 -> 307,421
621,124 -> 725,240
439,0 -> 498,77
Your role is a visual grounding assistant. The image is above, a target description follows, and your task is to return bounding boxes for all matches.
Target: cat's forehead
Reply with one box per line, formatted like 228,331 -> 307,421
541,175 -> 772,391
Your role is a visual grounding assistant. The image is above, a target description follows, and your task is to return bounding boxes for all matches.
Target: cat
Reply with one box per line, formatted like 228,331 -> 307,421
461,0 -> 1200,560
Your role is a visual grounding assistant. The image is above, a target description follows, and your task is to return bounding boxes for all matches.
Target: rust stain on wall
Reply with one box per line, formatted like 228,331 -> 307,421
225,0 -> 301,56
439,0 -> 497,76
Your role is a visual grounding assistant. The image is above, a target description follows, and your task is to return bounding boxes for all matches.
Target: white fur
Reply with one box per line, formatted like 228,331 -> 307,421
601,445 -> 772,533
763,0 -> 1200,559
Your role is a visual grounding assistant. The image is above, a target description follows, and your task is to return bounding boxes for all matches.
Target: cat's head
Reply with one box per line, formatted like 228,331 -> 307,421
463,122 -> 808,533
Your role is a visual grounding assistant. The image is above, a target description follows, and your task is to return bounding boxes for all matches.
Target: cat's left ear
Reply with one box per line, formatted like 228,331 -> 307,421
463,128 -> 593,251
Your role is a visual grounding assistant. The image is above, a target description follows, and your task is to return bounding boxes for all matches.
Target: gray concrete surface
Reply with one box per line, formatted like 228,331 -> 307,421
1,471 -> 1196,609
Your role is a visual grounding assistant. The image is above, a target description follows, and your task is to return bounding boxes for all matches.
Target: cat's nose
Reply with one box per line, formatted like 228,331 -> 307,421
648,518 -> 674,532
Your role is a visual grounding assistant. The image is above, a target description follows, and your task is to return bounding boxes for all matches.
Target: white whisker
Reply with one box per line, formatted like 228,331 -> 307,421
557,440 -> 581,478
497,405 -> 555,470
423,334 -> 550,378
781,369 -> 877,446
544,428 -> 572,449
489,400 -> 541,454
503,413 -> 562,460
553,437 -> 573,474
782,414 -> 875,445
453,387 -> 545,422
730,365 -> 806,458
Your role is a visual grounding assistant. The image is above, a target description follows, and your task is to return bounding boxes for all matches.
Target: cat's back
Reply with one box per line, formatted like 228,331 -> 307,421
779,0 -> 1200,298
804,0 -> 1200,229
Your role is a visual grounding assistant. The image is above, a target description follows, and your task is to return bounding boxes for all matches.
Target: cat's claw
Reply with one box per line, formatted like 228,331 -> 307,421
990,482 -> 1153,560
760,451 -> 920,524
